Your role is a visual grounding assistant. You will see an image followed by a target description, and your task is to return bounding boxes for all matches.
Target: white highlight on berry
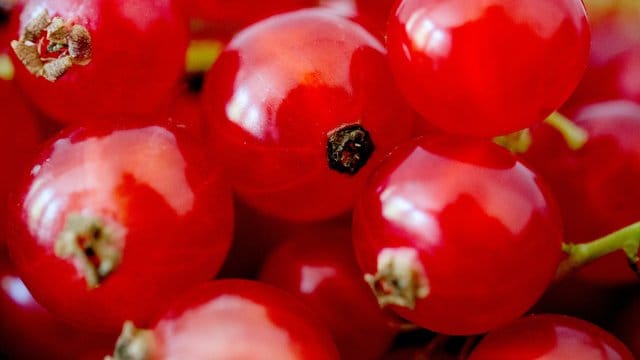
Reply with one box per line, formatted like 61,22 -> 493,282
157,295 -> 298,359
300,265 -> 337,294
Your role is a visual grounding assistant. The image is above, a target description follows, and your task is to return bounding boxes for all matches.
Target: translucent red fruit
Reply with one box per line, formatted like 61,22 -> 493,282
110,280 -> 340,359
353,136 -> 563,335
563,10 -> 640,112
259,218 -> 399,359
386,0 -> 591,137
468,314 -> 634,360
0,255 -> 115,359
180,0 -> 316,35
9,0 -> 188,125
523,100 -> 640,284
203,9 -> 414,221
0,78 -> 41,246
7,122 -> 234,333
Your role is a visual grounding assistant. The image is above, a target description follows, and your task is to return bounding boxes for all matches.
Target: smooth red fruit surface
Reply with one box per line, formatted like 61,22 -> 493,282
386,0 -> 590,137
353,136 -> 562,335
203,9 -> 414,221
181,0 -> 317,36
7,122 -> 233,333
259,218 -> 399,359
112,280 -> 340,359
10,0 -> 188,125
354,0 -> 395,39
0,78 -> 41,247
0,255 -> 114,359
563,10 -> 640,112
469,314 -> 634,360
165,86 -> 209,144
524,100 -> 640,284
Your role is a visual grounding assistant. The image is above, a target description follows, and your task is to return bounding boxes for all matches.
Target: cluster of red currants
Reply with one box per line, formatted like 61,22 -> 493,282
1,0 -> 639,359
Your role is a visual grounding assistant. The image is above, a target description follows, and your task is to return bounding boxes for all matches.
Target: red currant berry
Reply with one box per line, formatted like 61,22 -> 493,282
386,0 -> 591,137
203,9 -> 414,221
563,11 -> 640,112
7,122 -> 234,333
260,218 -> 399,359
108,279 -> 340,359
353,136 -> 563,335
181,0 -> 316,36
0,255 -> 114,359
354,0 -> 396,40
9,0 -> 188,125
469,314 -> 634,360
524,100 -> 640,284
0,77 -> 41,247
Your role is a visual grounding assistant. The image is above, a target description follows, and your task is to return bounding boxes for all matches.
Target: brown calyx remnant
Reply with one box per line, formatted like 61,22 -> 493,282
365,247 -> 430,309
54,213 -> 124,289
327,123 -> 375,175
10,8 -> 92,81
106,321 -> 154,360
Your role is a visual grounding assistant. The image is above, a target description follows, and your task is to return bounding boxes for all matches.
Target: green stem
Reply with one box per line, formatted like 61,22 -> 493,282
0,54 -> 14,81
556,221 -> 640,279
493,128 -> 532,153
544,111 -> 589,150
185,39 -> 223,74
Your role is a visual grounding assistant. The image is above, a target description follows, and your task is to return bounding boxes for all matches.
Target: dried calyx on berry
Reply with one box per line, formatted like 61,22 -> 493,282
106,321 -> 154,360
11,8 -> 91,81
54,213 -> 125,289
327,123 -> 374,175
364,247 -> 430,309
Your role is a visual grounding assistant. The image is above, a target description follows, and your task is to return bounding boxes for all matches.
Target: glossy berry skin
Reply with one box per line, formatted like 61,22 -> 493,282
352,136 -> 563,335
259,218 -> 399,359
0,78 -> 41,248
0,255 -> 114,359
387,0 -> 591,137
7,122 -> 234,333
469,314 -> 634,360
563,11 -> 640,113
203,9 -> 414,221
112,280 -> 340,360
10,0 -> 188,125
524,100 -> 640,284
180,0 -> 317,37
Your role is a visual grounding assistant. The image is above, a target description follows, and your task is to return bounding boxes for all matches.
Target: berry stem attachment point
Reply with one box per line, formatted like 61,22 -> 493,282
106,321 -> 154,360
54,213 -> 124,289
556,221 -> 640,279
11,9 -> 92,82
327,123 -> 374,175
544,111 -> 589,150
364,247 -> 429,309
494,128 -> 532,153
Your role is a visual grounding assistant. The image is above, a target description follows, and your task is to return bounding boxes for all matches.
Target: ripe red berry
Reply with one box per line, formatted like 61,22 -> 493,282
353,136 -> 563,335
7,122 -> 234,333
524,100 -> 640,284
563,11 -> 640,112
0,77 -> 41,247
109,279 -> 340,359
469,314 -> 634,360
0,255 -> 114,359
203,9 -> 414,221
260,218 -> 400,359
386,0 -> 591,137
180,0 -> 317,36
9,0 -> 188,125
